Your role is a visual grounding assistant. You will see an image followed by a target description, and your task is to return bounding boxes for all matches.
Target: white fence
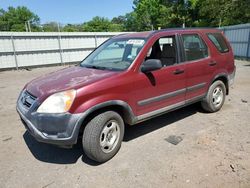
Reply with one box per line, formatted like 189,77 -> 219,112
2,24 -> 249,70
0,32 -> 125,70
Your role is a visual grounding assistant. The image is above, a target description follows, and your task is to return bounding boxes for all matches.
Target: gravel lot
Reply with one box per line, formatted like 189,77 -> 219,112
0,60 -> 250,188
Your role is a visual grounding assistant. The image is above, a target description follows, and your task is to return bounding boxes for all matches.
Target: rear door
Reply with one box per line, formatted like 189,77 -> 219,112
179,33 -> 212,102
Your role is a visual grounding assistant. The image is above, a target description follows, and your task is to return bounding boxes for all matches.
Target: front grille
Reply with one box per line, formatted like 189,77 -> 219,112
20,90 -> 37,109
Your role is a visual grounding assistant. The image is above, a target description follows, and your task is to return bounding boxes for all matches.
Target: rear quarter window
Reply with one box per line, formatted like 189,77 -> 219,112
207,33 -> 229,53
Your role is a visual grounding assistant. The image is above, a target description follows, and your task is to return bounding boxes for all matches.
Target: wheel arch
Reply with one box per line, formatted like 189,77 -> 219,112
77,100 -> 136,137
211,74 -> 229,95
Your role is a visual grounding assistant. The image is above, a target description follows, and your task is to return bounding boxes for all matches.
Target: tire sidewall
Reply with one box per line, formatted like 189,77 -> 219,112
96,112 -> 124,161
83,111 -> 124,162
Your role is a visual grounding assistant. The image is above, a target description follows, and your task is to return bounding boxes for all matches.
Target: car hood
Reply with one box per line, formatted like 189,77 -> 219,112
26,66 -> 118,100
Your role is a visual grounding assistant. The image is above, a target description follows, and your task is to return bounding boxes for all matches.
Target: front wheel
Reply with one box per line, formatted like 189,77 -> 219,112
82,111 -> 124,163
201,80 -> 226,113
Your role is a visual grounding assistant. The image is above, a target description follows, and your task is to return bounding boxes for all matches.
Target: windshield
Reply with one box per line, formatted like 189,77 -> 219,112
80,38 -> 146,71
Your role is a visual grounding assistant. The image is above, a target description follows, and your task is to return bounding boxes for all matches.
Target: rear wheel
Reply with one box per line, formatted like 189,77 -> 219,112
82,111 -> 124,163
201,80 -> 226,112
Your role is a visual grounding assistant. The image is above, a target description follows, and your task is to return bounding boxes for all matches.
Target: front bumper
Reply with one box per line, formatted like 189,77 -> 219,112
16,92 -> 82,146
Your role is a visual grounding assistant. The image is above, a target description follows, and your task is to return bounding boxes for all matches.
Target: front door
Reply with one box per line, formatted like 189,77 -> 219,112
133,34 -> 186,118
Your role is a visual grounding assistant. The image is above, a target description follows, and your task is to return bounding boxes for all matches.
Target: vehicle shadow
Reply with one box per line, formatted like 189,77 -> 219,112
124,103 -> 199,141
23,132 -> 99,166
23,103 -> 201,165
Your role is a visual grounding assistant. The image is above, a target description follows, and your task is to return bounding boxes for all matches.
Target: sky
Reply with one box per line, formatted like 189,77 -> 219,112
0,0 -> 134,24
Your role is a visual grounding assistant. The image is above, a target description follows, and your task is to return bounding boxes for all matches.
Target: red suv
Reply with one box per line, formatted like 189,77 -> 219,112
17,28 -> 235,162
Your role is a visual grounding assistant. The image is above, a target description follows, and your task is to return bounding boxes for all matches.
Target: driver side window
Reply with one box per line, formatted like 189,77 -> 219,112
145,35 -> 177,67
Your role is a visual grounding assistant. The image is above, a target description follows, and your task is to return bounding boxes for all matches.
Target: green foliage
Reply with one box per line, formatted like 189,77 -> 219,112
82,16 -> 110,32
63,24 -> 82,32
133,0 -> 161,30
81,16 -> 125,32
0,6 -> 40,31
198,0 -> 250,27
0,1 -> 250,32
111,16 -> 126,25
132,0 -> 250,30
42,22 -> 60,32
132,0 -> 194,30
123,12 -> 138,31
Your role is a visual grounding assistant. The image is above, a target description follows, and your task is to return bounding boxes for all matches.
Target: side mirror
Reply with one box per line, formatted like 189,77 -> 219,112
141,59 -> 162,73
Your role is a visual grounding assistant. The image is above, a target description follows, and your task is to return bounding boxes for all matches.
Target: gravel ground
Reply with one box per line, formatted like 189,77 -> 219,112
0,60 -> 250,188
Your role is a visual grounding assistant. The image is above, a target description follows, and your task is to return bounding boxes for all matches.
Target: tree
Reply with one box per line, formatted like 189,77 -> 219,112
159,0 -> 195,28
132,0 -> 193,30
108,23 -> 124,32
81,16 -> 124,32
0,6 -> 40,31
111,16 -> 126,25
1,2 -> 250,32
42,22 -> 60,32
123,12 -> 139,31
222,0 -> 250,26
111,16 -> 126,31
133,0 -> 166,30
63,24 -> 82,32
198,0 -> 250,27
82,16 -> 111,32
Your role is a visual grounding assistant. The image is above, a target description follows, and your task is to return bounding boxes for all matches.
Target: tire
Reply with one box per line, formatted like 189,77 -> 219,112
82,111 -> 124,163
201,80 -> 226,113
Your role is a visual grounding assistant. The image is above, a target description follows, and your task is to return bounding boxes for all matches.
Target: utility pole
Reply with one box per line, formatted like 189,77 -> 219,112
25,22 -> 28,32
57,22 -> 61,32
57,22 -> 64,65
219,18 -> 222,28
183,0 -> 187,28
28,21 -> 31,32
25,21 -> 31,32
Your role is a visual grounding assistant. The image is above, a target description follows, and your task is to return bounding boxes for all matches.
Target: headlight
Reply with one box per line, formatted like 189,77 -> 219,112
37,90 -> 76,113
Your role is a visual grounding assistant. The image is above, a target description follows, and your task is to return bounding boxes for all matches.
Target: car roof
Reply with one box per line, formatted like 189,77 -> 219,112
114,28 -> 221,39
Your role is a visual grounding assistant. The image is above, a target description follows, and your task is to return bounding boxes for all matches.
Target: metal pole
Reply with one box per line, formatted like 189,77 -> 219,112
57,22 -> 64,65
25,22 -> 28,32
57,22 -> 61,32
58,35 -> 64,65
94,35 -> 97,48
11,35 -> 18,70
27,21 -> 31,32
246,29 -> 250,59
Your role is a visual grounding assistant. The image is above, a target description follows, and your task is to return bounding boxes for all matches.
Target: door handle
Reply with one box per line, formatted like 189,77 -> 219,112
209,61 -> 217,66
173,69 -> 185,75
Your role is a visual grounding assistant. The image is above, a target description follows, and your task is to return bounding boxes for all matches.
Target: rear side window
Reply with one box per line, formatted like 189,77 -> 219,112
207,33 -> 229,53
181,34 -> 208,61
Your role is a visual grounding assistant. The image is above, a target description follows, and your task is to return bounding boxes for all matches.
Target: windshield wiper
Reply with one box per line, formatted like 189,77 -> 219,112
82,64 -> 107,70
